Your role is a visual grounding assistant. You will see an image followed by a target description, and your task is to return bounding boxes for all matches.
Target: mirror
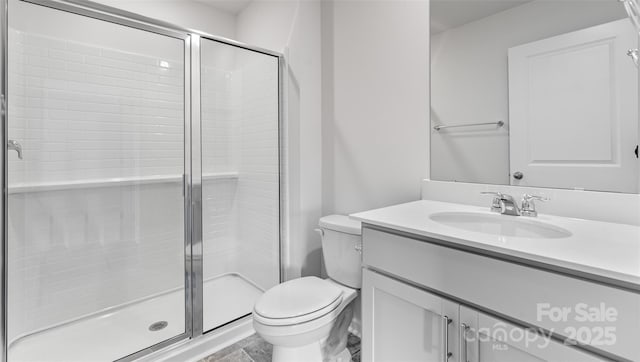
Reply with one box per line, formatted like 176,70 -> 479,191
430,0 -> 639,193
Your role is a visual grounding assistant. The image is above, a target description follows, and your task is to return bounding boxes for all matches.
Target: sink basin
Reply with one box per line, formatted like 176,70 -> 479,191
429,212 -> 572,239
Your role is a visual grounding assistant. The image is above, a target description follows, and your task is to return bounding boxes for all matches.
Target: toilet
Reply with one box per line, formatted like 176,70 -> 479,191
252,215 -> 362,362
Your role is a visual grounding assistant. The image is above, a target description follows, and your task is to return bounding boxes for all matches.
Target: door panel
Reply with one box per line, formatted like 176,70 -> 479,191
7,1 -> 188,360
200,38 -> 280,332
508,19 -> 638,192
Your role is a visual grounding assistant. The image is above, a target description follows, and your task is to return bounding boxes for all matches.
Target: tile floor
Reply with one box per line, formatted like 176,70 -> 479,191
199,333 -> 361,362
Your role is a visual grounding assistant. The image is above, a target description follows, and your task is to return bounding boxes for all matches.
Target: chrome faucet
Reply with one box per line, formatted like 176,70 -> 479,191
482,192 -> 549,217
521,194 -> 549,217
8,140 -> 22,160
481,192 -> 521,216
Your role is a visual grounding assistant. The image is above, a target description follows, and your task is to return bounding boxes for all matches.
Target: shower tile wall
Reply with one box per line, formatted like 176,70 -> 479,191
7,31 -> 184,184
201,61 -> 241,281
235,57 -> 280,290
7,30 -> 188,341
6,31 -> 191,342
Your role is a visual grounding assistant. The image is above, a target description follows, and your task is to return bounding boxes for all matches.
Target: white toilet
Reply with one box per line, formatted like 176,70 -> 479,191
252,215 -> 362,362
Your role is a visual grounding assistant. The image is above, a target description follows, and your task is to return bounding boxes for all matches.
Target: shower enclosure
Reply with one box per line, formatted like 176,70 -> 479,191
0,0 -> 284,361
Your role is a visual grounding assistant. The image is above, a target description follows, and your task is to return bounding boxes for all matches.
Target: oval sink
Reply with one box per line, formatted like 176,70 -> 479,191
429,212 -> 572,239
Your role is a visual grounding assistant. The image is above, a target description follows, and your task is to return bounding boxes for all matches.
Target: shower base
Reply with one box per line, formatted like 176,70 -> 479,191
9,273 -> 264,362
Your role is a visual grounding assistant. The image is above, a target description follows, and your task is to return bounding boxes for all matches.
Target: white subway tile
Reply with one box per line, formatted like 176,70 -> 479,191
66,41 -> 101,56
48,49 -> 84,63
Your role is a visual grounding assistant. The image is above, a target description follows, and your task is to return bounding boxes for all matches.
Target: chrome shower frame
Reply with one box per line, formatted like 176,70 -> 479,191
0,1 -> 7,362
0,0 -> 287,361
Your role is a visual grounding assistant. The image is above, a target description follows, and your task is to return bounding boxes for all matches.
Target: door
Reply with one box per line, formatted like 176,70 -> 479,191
362,269 -> 459,362
461,308 -> 607,362
6,1 -> 190,360
508,19 -> 639,193
199,37 -> 281,333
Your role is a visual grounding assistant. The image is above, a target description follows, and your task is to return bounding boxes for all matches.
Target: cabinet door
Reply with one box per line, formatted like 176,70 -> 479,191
362,269 -> 458,362
469,311 -> 607,362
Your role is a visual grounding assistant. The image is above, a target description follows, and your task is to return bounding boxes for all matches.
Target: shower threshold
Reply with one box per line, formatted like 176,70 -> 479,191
9,273 -> 264,362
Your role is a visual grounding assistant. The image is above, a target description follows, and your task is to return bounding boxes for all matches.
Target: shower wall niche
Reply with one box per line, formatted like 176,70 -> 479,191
2,0 -> 283,361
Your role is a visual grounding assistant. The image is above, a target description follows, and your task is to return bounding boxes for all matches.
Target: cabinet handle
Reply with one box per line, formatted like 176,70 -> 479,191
460,323 -> 470,362
442,316 -> 453,361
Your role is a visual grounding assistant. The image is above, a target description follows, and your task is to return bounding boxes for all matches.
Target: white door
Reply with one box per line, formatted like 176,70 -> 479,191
362,269 -> 458,362
508,19 -> 638,193
472,311 -> 607,362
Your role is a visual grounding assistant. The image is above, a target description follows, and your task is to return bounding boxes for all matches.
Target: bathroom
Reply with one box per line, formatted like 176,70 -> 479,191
0,0 -> 638,361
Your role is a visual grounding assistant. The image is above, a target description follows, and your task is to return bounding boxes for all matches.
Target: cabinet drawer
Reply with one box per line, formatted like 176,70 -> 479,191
362,228 -> 640,361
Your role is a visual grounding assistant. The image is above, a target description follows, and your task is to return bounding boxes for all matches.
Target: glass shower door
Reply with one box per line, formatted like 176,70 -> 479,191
6,0 -> 189,360
200,38 -> 280,332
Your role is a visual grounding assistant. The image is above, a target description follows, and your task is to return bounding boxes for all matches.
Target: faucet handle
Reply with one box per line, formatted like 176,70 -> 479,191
481,191 -> 503,196
522,194 -> 549,202
481,191 -> 503,213
521,194 -> 549,217
8,140 -> 23,160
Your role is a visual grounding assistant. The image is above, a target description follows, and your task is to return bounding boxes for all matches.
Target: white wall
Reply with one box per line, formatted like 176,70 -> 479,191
236,1 -> 324,279
322,0 -> 430,215
95,0 -> 237,39
430,0 -> 626,185
236,1 -> 298,52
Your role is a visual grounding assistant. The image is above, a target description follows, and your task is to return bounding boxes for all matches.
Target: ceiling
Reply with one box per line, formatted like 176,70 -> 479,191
431,0 -> 533,34
194,0 -> 253,15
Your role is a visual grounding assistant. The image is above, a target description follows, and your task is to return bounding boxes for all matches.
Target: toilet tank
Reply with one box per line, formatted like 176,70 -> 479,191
318,215 -> 362,289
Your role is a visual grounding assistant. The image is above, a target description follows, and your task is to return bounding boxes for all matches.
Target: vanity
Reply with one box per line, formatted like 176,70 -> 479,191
351,198 -> 640,362
354,0 -> 640,360
392,0 -> 640,359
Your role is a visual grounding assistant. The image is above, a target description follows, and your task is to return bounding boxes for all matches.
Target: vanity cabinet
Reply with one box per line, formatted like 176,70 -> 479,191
362,269 -> 605,362
361,227 -> 638,361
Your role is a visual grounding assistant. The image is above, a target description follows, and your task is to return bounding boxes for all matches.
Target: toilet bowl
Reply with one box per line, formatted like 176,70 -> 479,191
252,215 -> 362,362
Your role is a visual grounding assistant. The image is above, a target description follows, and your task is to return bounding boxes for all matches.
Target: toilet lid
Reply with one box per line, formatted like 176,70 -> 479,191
253,277 -> 343,324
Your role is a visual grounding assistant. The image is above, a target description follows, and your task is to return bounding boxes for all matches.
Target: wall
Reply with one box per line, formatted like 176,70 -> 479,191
236,1 -> 324,280
321,0 -> 430,215
235,1 -> 298,52
430,0 -> 626,184
95,0 -> 237,39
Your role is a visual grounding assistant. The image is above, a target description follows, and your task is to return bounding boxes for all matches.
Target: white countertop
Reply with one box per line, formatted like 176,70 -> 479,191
351,200 -> 640,287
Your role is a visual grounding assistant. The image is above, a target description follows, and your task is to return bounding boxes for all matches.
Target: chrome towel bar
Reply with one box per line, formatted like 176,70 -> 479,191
433,120 -> 504,131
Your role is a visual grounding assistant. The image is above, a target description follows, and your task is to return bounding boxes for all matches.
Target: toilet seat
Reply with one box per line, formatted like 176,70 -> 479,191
253,277 -> 343,326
